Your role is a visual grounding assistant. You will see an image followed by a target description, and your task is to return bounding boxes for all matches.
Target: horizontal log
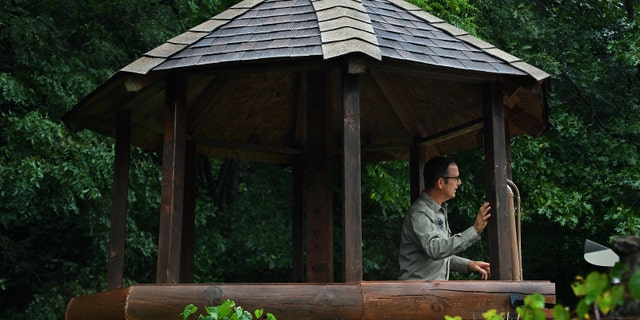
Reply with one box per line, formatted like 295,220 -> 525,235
362,281 -> 555,319
65,287 -> 128,319
65,281 -> 555,320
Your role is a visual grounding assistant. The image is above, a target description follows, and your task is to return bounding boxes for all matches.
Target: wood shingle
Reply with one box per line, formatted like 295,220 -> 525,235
120,0 -> 543,78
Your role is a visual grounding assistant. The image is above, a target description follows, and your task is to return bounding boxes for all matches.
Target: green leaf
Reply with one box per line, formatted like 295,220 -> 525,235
552,304 -> 570,320
481,309 -> 503,320
218,300 -> 234,318
516,294 -> 546,320
181,304 -> 198,319
575,299 -> 591,318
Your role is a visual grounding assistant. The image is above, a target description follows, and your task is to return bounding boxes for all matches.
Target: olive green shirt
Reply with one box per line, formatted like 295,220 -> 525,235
398,192 -> 481,280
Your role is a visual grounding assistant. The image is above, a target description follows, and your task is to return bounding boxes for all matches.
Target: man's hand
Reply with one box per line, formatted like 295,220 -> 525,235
473,202 -> 491,235
468,260 -> 491,280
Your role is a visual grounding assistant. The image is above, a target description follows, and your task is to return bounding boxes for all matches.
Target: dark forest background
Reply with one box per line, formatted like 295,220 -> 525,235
1,0 -> 639,318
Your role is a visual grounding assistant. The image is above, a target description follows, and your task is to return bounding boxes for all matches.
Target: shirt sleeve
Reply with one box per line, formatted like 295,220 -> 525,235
450,255 -> 471,273
411,211 -> 480,260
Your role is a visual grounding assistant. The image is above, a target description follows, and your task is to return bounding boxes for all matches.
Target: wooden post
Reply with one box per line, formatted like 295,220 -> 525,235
180,141 -> 196,283
342,60 -> 362,283
409,145 -> 428,203
305,69 -> 333,282
483,82 -> 514,280
108,110 -> 131,290
292,157 -> 304,282
157,73 -> 187,283
292,70 -> 307,282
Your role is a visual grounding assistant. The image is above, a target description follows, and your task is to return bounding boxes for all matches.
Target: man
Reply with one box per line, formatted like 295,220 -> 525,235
398,156 -> 491,280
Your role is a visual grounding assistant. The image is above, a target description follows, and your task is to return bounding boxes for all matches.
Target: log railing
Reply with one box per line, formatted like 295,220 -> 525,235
66,281 -> 555,320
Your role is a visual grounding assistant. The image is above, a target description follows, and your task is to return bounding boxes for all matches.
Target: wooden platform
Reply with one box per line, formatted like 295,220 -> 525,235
65,281 -> 555,320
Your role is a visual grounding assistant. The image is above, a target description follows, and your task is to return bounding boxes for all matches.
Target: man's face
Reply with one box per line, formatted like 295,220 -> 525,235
442,163 -> 462,200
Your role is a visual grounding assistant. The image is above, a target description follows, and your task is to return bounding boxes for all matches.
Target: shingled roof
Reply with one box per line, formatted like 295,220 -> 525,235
121,0 -> 547,79
64,0 -> 550,163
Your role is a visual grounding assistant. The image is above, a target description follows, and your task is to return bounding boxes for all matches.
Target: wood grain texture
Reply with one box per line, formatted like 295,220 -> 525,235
66,281 -> 555,320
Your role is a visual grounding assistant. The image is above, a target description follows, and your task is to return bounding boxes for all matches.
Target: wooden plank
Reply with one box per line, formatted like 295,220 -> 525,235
483,82 -> 514,280
180,141 -> 196,283
371,71 -> 429,137
342,61 -> 362,283
505,105 -> 546,137
157,73 -> 187,283
108,110 -> 131,290
304,69 -> 334,282
66,281 -> 555,320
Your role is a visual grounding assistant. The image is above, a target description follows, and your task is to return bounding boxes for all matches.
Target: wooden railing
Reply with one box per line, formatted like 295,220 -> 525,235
66,281 -> 555,320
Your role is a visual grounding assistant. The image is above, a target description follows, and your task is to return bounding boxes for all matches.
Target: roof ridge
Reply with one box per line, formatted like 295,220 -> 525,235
385,0 -> 549,81
312,0 -> 381,60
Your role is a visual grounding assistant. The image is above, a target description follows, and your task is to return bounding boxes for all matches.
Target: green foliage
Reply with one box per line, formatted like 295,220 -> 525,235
445,309 -> 505,320
517,294 -> 547,320
361,161 -> 410,279
571,270 -> 624,318
181,300 -> 275,320
481,309 -> 505,320
406,0 -> 479,34
447,266 -> 640,320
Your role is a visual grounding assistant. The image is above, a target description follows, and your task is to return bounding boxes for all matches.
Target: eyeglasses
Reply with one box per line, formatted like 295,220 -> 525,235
441,176 -> 461,182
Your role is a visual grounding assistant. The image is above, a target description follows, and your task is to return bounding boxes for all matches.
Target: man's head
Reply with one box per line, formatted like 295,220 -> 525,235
423,156 -> 462,203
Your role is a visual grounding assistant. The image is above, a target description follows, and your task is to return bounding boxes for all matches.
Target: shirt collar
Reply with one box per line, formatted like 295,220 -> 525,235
421,191 -> 447,213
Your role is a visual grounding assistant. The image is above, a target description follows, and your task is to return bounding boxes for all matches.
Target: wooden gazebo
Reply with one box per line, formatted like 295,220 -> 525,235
63,0 -> 555,319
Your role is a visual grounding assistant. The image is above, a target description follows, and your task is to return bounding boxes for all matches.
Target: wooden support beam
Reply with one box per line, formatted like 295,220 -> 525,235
483,82 -> 514,280
409,145 -> 424,203
304,69 -> 334,283
292,158 -> 304,282
180,141 -> 196,283
295,71 -> 308,148
157,73 -> 187,284
415,119 -> 483,146
292,70 -> 307,282
342,60 -> 363,283
108,110 -> 131,290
